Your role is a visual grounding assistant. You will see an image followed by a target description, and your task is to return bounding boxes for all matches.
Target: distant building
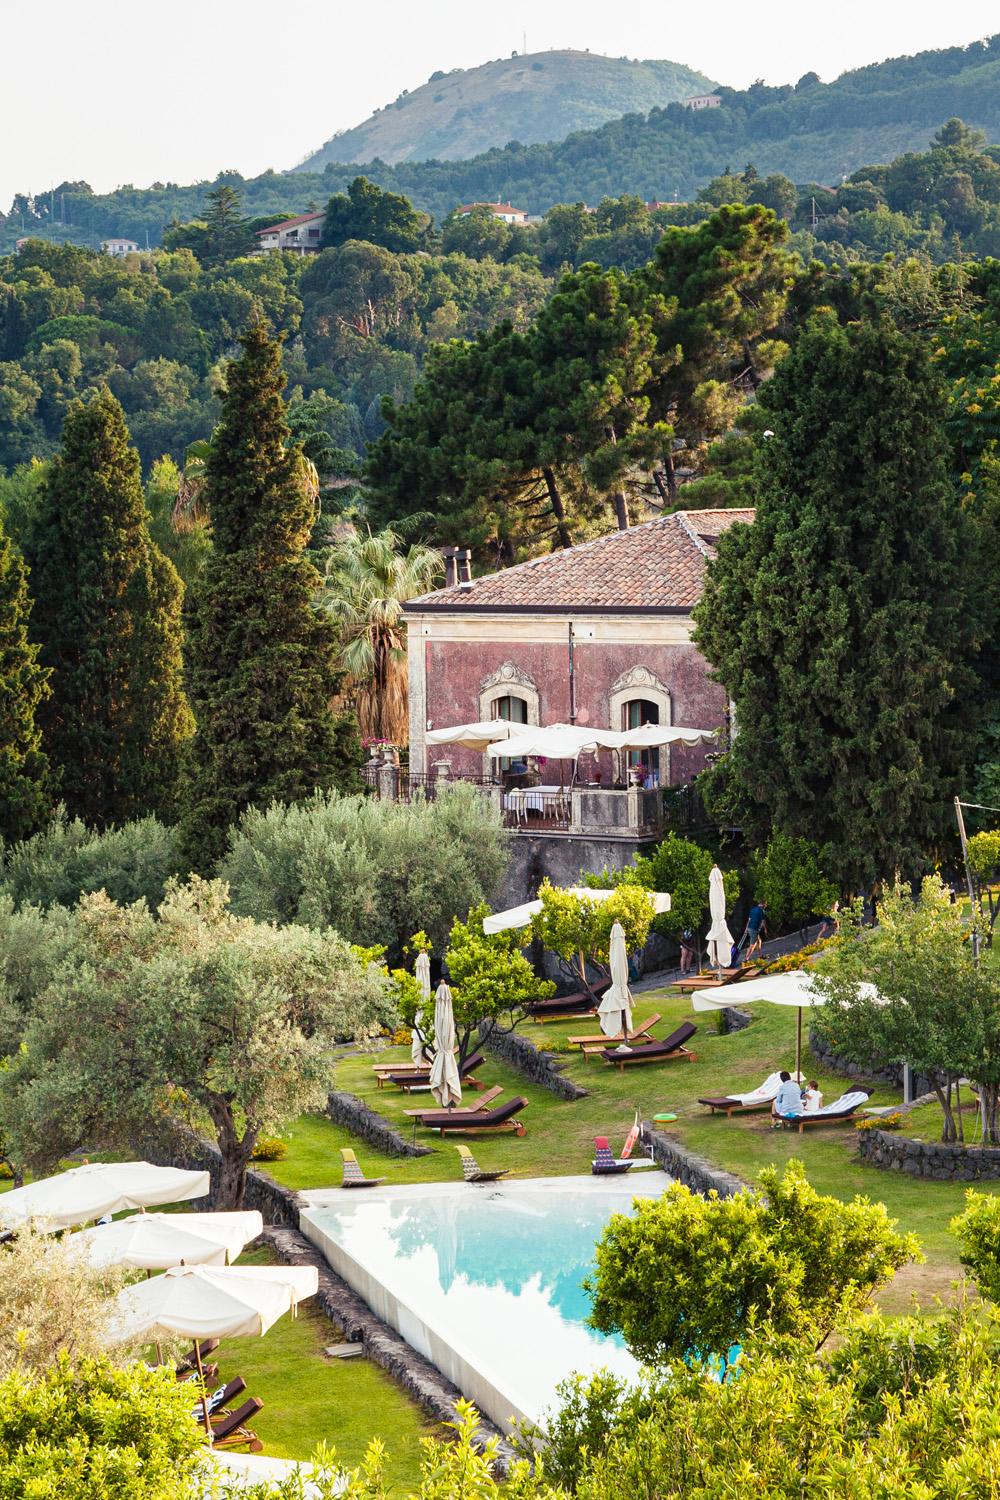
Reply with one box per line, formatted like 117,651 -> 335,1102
14,238 -> 29,253
101,238 -> 139,256
685,93 -> 722,110
457,201 -> 529,225
254,211 -> 326,255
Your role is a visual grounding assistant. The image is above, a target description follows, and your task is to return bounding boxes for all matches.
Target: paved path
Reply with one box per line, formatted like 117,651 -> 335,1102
632,922 -> 825,994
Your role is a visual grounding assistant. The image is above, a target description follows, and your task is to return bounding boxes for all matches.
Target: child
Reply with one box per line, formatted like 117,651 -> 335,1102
803,1080 -> 823,1112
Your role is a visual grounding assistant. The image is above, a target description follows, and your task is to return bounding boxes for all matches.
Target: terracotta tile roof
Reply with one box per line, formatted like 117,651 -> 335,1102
255,211 -> 326,237
406,508 -> 755,614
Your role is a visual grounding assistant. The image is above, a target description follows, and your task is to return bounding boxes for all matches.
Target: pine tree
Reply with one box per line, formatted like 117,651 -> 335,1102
180,321 -> 347,872
24,389 -> 193,827
694,313 -> 982,891
0,518 -> 54,841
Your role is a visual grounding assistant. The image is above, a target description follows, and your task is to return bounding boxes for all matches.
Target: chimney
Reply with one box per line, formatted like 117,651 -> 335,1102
457,548 -> 473,588
441,546 -> 458,588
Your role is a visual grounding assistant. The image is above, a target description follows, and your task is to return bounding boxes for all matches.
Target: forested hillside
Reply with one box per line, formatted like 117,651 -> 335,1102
295,50 -> 716,169
5,33 -> 1000,250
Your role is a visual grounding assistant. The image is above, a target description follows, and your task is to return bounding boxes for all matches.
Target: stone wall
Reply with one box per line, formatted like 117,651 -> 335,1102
719,1006 -> 753,1034
856,1127 -> 1000,1181
326,1089 -> 435,1157
136,1129 -> 304,1227
640,1123 -> 746,1197
809,1029 -> 939,1097
479,1018 -> 589,1100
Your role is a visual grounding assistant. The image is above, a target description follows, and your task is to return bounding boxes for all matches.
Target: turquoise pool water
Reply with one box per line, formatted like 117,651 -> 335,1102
301,1174 -> 664,1428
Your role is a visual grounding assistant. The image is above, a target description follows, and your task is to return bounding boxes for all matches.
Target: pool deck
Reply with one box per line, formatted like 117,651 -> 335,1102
298,1172 -> 664,1432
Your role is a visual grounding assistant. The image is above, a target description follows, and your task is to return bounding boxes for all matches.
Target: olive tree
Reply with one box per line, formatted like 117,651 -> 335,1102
0,877 -> 394,1208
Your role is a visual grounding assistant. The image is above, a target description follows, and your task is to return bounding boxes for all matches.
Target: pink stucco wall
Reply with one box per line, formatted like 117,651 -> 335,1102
420,635 -> 727,784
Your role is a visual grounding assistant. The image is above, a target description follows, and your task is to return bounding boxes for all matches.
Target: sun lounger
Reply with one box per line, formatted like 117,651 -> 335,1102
420,1096 -> 529,1137
524,979 -> 611,1022
211,1396 -> 264,1452
600,1021 -> 698,1072
455,1144 -> 511,1182
672,966 -> 761,993
194,1377 -> 247,1423
699,1070 -> 803,1117
403,1085 -> 503,1118
569,1014 -> 662,1051
340,1148 -> 388,1188
384,1051 -> 486,1093
591,1136 -> 632,1175
176,1338 -> 219,1378
778,1088 -> 873,1132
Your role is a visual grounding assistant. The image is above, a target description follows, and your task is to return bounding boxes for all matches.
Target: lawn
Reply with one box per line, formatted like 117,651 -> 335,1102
262,982 -> 1000,1315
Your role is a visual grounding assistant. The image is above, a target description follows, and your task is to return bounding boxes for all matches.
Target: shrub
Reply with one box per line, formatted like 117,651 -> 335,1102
0,1355 -> 204,1499
218,784 -> 510,960
0,806 -> 178,911
252,1136 -> 289,1162
951,1189 -> 1000,1302
0,1225 -> 134,1378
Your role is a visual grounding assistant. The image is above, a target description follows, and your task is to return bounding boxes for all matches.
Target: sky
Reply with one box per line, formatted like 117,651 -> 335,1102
4,0 -> 1000,206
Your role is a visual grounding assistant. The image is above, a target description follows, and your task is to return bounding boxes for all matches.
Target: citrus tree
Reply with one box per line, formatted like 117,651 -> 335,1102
529,881 -> 656,994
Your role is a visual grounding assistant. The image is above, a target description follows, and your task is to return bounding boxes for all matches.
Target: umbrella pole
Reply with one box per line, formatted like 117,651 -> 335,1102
796,1007 -> 802,1081
194,1338 -> 212,1438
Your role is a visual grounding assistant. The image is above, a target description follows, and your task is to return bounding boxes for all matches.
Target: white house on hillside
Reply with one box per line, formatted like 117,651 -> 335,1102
255,211 -> 326,255
457,201 -> 529,224
101,238 -> 139,256
685,94 -> 722,110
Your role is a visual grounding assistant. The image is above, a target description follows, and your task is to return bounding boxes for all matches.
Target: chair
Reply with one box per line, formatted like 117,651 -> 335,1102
175,1339 -> 219,1381
525,979 -> 611,1021
211,1396 -> 264,1452
384,1051 -> 486,1094
404,1084 -> 503,1118
571,1014 -> 662,1054
455,1144 -> 511,1182
193,1376 -> 246,1423
421,1096 -> 529,1137
672,967 -> 761,993
591,1136 -> 632,1175
698,1070 -> 800,1117
340,1148 -> 388,1188
779,1088 -> 873,1133
600,1021 -> 698,1072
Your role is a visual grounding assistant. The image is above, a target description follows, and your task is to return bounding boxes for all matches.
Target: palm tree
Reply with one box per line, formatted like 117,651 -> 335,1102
172,433 -> 321,535
319,527 -> 442,744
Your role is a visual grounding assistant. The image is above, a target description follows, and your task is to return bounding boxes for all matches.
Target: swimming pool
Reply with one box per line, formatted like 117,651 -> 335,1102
299,1173 -> 665,1432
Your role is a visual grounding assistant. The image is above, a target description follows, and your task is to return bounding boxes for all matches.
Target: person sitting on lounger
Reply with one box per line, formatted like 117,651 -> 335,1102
771,1071 -> 802,1127
803,1081 -> 823,1112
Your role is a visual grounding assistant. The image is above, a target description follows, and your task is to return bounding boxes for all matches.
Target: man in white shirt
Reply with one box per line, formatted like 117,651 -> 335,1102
771,1071 -> 803,1127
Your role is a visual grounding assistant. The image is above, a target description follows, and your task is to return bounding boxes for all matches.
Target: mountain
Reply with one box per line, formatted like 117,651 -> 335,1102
293,50 -> 717,171
291,35 -> 1000,220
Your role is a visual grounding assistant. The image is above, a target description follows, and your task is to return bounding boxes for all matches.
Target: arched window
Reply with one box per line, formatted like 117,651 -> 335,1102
492,695 -> 528,771
623,699 -> 660,787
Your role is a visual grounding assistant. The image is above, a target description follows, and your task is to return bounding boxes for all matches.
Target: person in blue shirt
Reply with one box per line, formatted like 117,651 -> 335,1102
742,901 -> 768,961
771,1071 -> 803,1128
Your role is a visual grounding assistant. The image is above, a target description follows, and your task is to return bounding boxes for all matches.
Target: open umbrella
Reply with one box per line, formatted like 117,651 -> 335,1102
426,721 -> 519,752
0,1161 -> 211,1232
483,887 -> 670,934
413,950 -> 432,1066
689,970 -> 879,1077
108,1262 -> 319,1433
706,864 -> 733,976
64,1210 -> 263,1272
429,982 -> 461,1108
598,920 -> 634,1041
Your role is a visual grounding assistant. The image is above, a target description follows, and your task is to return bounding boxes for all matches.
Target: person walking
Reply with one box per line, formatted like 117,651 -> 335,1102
679,929 -> 697,975
744,900 -> 768,961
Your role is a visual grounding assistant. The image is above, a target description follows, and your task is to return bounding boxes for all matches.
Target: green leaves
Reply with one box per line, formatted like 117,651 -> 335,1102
529,881 -> 655,982
750,833 -> 838,930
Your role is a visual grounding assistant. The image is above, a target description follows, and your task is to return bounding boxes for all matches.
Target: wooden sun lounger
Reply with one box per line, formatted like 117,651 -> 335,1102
568,1014 -> 662,1050
779,1089 -> 873,1133
212,1396 -> 264,1452
672,967 -> 760,993
525,979 -> 611,1022
403,1084 -> 503,1118
600,1022 -> 698,1072
419,1096 -> 529,1137
384,1052 -> 486,1093
176,1339 -> 219,1379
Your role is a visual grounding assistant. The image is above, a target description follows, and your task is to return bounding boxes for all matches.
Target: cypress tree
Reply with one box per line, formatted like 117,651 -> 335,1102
0,517 -> 54,841
25,389 -> 193,827
694,313 -> 982,891
180,321 -> 345,872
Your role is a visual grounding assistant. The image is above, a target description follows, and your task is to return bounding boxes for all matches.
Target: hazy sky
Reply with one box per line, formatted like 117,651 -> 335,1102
5,0 -> 999,205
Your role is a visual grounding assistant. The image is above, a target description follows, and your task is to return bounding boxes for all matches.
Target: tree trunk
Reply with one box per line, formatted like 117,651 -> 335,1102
662,448 -> 679,500
209,1098 -> 256,1211
652,470 -> 670,506
542,467 -> 572,550
602,429 -> 630,531
933,1079 -> 957,1143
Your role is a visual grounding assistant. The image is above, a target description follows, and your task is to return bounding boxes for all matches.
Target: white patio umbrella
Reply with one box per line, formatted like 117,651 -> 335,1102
689,970 -> 880,1077
108,1262 -> 319,1433
426,721 -> 520,751
706,863 -> 733,975
598,920 -> 634,1042
429,982 -> 462,1108
483,887 -> 670,934
613,724 -> 719,750
485,722 -> 600,761
0,1161 -> 211,1232
63,1210 -> 263,1272
413,950 -> 432,1066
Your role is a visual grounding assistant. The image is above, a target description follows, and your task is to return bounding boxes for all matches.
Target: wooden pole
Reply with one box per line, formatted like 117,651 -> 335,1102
193,1339 -> 212,1438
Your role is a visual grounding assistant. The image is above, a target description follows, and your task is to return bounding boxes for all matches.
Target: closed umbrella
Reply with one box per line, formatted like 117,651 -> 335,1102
413,950 -> 432,1066
429,982 -> 462,1108
706,864 -> 733,976
598,920 -> 634,1042
108,1262 -> 319,1433
63,1210 -> 263,1272
0,1161 -> 211,1232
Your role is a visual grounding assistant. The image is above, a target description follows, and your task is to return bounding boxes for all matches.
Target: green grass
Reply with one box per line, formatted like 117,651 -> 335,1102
188,1245 -> 439,1486
258,987 -> 1000,1315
